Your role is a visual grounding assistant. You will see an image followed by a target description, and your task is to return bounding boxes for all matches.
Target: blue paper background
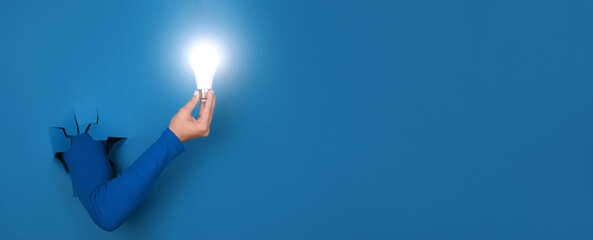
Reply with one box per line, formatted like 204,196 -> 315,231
1,0 -> 593,239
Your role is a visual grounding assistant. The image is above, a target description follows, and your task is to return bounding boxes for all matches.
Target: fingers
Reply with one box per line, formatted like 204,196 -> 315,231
198,101 -> 206,116
181,90 -> 201,113
207,91 -> 216,125
198,90 -> 215,123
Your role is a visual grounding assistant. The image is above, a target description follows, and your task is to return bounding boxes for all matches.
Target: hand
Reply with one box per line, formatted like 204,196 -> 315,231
169,90 -> 216,142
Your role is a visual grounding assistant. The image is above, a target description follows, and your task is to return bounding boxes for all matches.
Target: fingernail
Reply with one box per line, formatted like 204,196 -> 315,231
194,90 -> 198,96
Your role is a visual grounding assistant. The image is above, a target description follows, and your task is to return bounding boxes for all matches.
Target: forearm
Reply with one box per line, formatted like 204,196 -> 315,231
84,128 -> 185,231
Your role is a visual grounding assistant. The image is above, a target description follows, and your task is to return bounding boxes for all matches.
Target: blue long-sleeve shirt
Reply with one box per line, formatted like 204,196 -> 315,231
63,128 -> 185,231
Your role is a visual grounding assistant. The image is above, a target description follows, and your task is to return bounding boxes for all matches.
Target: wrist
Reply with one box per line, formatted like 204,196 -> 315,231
168,126 -> 187,143
162,128 -> 185,156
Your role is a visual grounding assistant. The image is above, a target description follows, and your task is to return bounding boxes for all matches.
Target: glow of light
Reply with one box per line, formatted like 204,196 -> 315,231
189,43 -> 220,90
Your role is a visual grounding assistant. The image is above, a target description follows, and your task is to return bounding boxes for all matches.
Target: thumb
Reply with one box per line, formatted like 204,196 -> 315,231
181,90 -> 200,112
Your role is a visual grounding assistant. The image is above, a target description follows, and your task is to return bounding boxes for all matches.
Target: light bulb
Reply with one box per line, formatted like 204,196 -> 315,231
190,43 -> 219,102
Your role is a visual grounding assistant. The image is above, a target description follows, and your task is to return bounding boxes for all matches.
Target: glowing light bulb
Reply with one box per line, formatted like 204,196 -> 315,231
190,43 -> 219,102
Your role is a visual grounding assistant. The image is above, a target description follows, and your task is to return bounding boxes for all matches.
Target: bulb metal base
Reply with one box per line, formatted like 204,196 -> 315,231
198,89 -> 210,102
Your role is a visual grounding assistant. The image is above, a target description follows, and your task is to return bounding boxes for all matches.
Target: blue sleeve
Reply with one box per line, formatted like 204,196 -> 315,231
63,128 -> 185,231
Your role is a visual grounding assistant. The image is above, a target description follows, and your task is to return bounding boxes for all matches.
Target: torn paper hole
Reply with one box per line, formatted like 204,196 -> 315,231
49,108 -> 126,173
